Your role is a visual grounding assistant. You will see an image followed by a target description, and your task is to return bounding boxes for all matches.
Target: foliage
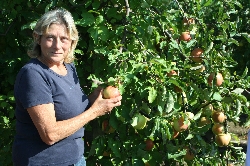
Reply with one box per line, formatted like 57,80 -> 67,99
0,0 -> 249,165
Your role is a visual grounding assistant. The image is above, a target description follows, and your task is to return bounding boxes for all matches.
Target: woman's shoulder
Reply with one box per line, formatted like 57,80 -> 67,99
65,62 -> 76,71
17,58 -> 49,78
20,58 -> 42,69
66,61 -> 76,68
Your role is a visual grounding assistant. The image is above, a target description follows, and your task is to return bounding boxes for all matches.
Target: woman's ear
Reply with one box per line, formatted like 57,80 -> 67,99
33,33 -> 40,45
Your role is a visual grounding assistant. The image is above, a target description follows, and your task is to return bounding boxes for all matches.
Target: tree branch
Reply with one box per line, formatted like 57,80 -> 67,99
0,22 -> 13,36
119,0 -> 131,53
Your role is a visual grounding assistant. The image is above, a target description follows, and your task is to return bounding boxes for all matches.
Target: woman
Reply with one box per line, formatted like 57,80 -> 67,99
12,8 -> 122,166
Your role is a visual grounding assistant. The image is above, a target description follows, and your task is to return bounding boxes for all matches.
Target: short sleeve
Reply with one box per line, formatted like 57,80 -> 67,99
14,67 -> 53,109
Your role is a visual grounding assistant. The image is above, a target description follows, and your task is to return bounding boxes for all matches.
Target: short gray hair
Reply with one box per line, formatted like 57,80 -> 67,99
28,8 -> 79,63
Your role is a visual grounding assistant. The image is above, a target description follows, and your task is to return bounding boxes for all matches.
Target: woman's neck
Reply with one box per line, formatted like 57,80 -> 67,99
38,56 -> 67,76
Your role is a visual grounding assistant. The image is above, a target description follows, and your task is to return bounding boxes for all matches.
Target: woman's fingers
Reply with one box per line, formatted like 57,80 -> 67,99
90,91 -> 122,117
111,95 -> 122,103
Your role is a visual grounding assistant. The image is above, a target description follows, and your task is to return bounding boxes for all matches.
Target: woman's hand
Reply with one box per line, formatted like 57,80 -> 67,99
88,86 -> 103,105
89,88 -> 122,117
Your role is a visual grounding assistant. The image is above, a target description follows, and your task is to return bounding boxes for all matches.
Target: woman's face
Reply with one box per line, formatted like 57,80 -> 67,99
40,23 -> 72,64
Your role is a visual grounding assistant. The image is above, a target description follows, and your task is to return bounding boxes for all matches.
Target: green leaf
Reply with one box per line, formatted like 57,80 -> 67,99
45,2 -> 53,13
232,1 -> 243,8
241,33 -> 250,43
244,119 -> 250,127
92,1 -> 101,9
228,38 -> 239,46
88,27 -> 98,43
98,25 -> 109,41
141,1 -> 150,8
76,10 -> 95,26
186,39 -> 196,48
107,8 -> 122,20
161,126 -> 167,144
150,58 -> 167,66
3,116 -> 9,124
136,148 -> 148,159
193,111 -> 202,121
222,97 -> 233,103
168,149 -> 186,159
164,92 -> 174,113
169,39 -> 179,49
88,139 -> 98,157
150,118 -> 160,137
232,88 -> 244,94
74,49 -> 83,55
1,101 -> 7,108
21,21 -> 37,30
95,136 -> 106,157
96,15 -> 104,24
212,92 -> 222,101
185,134 -> 193,140
0,95 -> 7,100
108,137 -> 121,158
147,87 -> 157,103
157,101 -> 164,113
202,0 -> 213,7
241,67 -> 248,78
141,102 -> 151,114
204,42 -> 214,54
235,99 -> 242,116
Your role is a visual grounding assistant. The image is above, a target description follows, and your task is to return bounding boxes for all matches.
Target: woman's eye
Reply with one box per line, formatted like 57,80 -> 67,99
47,36 -> 53,40
61,37 -> 68,41
61,37 -> 71,43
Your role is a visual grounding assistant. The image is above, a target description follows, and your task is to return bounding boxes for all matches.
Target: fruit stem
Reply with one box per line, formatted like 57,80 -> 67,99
195,100 -> 216,112
226,150 -> 229,166
139,110 -> 151,119
224,118 -> 228,133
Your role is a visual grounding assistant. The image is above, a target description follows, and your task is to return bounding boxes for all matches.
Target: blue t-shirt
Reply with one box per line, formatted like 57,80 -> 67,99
12,58 -> 89,166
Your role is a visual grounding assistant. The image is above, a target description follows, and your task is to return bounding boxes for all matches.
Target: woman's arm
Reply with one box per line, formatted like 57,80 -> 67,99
27,90 -> 122,145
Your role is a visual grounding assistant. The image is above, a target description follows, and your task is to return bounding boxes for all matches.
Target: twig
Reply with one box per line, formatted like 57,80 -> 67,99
173,0 -> 187,21
119,0 -> 131,53
91,79 -> 104,85
127,31 -> 156,57
244,89 -> 250,94
0,22 -> 13,36
124,0 -> 130,17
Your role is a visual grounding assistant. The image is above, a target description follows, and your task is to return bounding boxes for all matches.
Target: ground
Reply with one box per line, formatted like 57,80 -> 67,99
228,121 -> 248,143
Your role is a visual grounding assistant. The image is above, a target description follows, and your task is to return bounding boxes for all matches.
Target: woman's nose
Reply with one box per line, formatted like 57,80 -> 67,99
53,38 -> 62,49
